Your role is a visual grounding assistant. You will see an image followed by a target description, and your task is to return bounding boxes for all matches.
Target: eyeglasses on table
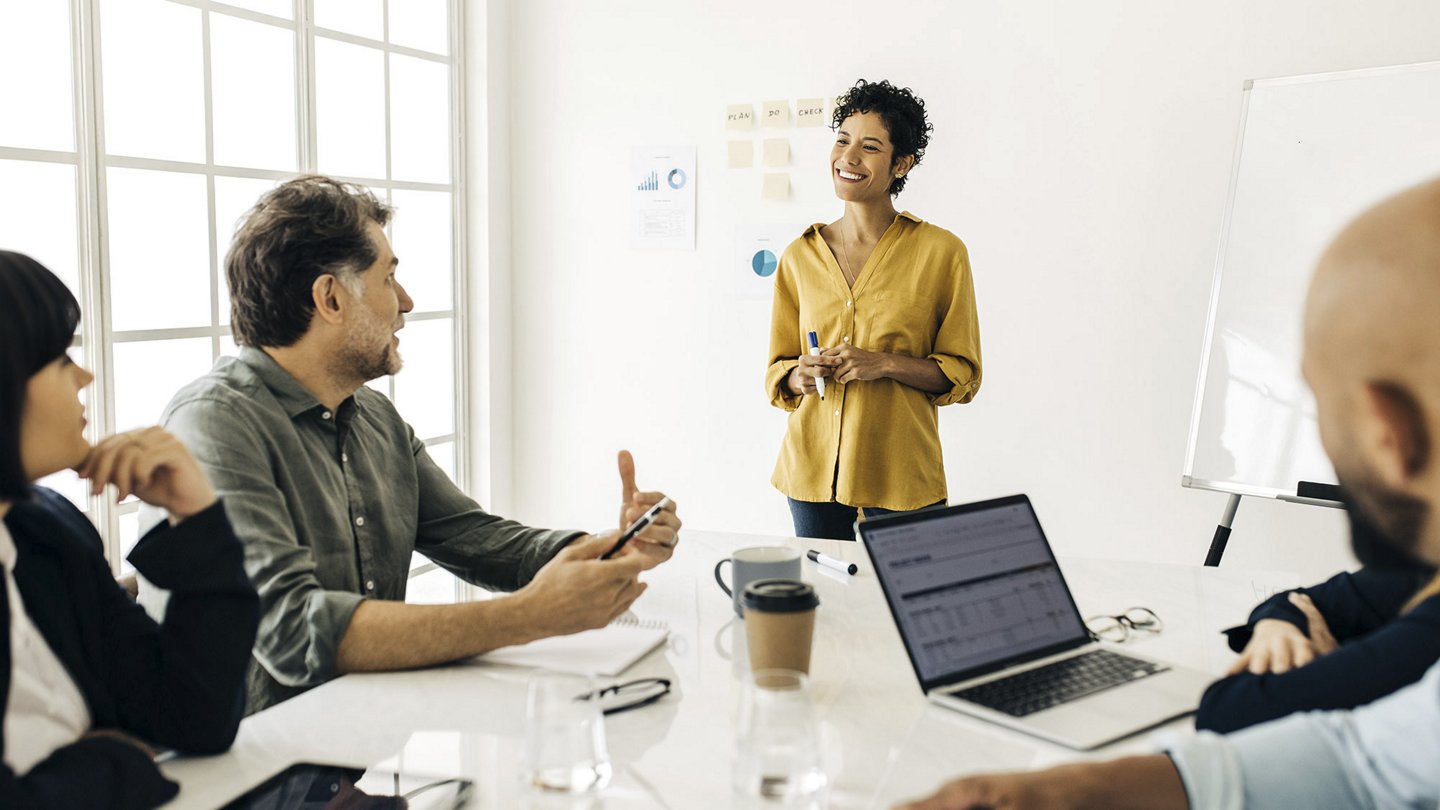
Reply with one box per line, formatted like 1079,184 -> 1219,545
576,677 -> 672,715
1084,606 -> 1163,643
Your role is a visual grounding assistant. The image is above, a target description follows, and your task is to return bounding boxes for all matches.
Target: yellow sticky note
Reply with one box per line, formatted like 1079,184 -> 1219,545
728,140 -> 753,169
796,98 -> 826,127
761,173 -> 790,201
762,138 -> 790,167
762,100 -> 790,127
726,104 -> 754,131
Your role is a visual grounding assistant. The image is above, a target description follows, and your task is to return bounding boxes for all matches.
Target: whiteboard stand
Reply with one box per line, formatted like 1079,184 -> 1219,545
1203,494 -> 1243,567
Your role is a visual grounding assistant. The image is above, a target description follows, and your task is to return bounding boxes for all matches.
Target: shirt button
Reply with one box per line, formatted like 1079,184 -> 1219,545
834,409 -> 840,416
341,453 -> 348,463
322,411 -> 333,420
365,580 -> 375,591
846,300 -> 852,307
842,336 -> 850,343
355,516 -> 365,527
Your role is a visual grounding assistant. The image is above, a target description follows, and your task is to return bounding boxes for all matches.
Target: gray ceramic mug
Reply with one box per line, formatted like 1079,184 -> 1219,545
714,547 -> 802,618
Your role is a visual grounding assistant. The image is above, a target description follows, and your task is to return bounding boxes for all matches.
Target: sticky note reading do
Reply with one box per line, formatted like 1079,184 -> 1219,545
762,100 -> 791,127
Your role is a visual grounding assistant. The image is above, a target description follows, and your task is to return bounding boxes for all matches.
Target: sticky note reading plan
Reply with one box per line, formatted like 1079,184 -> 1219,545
726,104 -> 754,131
761,173 -> 790,201
762,138 -> 790,167
796,99 -> 826,127
728,140 -> 753,169
762,100 -> 790,127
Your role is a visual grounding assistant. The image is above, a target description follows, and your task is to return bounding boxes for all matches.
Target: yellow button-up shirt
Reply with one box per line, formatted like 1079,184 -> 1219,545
766,211 -> 982,511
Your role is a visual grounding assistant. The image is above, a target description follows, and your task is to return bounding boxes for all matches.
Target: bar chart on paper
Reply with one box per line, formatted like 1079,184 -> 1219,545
636,171 -> 659,191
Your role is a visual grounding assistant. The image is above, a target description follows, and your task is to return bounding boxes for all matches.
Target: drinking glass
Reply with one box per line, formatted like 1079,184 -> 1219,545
523,672 -> 612,794
732,669 -> 827,804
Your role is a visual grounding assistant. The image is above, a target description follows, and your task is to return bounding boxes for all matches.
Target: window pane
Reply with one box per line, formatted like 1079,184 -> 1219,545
389,0 -> 448,55
0,2 -> 74,150
118,510 -> 139,574
111,338 -> 213,430
425,440 -> 455,484
406,566 -> 459,605
106,169 -> 211,331
389,190 -> 452,311
392,318 -> 453,439
211,15 -> 296,171
218,0 -> 292,19
389,55 -> 449,184
0,160 -> 81,296
214,175 -> 278,324
315,38 -> 386,179
314,0 -> 383,41
100,0 -> 205,162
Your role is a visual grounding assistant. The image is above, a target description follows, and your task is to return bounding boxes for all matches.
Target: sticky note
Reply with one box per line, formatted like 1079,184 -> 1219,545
762,173 -> 790,201
726,104 -> 754,131
728,140 -> 753,169
762,100 -> 790,127
762,138 -> 790,167
796,98 -> 826,127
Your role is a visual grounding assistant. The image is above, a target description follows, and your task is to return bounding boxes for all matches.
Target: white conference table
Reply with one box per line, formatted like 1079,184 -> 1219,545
158,530 -> 1297,809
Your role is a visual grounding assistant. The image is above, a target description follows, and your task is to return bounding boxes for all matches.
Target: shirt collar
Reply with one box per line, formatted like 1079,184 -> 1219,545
803,210 -> 922,236
236,346 -> 336,419
0,519 -> 15,571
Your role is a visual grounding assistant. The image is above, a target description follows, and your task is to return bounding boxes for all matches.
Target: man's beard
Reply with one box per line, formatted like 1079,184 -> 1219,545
338,321 -> 401,384
1339,469 -> 1430,571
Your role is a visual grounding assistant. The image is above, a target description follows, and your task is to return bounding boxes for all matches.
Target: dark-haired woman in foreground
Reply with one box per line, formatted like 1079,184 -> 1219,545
766,79 -> 983,540
0,250 -> 259,809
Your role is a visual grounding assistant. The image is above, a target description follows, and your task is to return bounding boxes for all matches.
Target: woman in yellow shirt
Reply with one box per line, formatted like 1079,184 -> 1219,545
766,79 -> 982,540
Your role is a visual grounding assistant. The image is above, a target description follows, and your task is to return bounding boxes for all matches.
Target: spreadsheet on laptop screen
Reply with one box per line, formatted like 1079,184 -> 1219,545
865,502 -> 1089,683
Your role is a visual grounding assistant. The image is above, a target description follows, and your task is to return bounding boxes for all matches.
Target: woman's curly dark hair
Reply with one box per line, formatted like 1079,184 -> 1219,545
831,79 -> 932,196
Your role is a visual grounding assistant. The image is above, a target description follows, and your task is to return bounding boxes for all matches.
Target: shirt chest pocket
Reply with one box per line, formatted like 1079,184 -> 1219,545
861,291 -> 936,356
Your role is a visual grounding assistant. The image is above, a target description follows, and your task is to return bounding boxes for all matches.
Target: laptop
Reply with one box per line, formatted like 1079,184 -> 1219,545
857,494 -> 1211,749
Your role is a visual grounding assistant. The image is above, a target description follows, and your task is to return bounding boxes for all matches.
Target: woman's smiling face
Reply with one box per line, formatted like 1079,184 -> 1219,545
830,112 -> 911,203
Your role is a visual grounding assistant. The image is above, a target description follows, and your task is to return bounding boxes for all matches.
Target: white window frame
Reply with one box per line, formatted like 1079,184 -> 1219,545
1,0 -> 470,593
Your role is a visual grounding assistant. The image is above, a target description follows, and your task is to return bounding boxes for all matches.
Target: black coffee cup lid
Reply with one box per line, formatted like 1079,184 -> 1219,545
741,578 -> 819,613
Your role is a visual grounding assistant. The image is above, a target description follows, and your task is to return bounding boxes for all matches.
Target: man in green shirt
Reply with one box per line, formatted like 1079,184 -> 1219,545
162,175 -> 681,713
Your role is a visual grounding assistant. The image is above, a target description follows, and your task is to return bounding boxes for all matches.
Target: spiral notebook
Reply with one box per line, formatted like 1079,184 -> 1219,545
473,616 -> 669,676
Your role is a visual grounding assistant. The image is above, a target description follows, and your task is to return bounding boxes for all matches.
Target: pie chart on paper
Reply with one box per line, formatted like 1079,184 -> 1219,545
751,249 -> 778,277
667,168 -> 687,190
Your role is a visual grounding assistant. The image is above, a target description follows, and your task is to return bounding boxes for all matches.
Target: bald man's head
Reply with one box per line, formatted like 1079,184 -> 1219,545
1303,177 -> 1440,566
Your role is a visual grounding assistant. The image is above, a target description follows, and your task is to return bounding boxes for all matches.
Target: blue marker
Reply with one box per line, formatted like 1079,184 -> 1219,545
807,331 -> 826,400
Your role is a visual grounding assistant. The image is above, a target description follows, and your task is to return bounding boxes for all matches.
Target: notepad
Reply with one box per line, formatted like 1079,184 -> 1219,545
473,620 -> 668,677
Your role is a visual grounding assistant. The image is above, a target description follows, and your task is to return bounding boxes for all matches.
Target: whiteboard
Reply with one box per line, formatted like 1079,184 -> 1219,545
1183,61 -> 1440,499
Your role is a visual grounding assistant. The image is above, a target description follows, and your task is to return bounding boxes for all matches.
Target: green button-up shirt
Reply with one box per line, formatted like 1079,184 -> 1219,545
162,348 -> 579,713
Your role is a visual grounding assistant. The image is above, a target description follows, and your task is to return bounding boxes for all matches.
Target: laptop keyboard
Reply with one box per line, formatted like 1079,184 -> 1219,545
950,649 -> 1169,717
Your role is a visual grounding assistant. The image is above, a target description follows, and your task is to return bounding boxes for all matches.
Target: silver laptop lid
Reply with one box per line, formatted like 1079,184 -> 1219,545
858,495 -> 1092,693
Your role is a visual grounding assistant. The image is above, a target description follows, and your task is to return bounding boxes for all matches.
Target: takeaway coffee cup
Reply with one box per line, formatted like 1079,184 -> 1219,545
741,579 -> 820,674
715,547 -> 803,618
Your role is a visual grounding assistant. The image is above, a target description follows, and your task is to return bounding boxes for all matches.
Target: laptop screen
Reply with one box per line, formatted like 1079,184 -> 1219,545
860,495 -> 1091,689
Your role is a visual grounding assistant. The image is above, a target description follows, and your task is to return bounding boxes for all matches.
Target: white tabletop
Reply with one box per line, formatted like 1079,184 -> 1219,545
157,530 -> 1297,809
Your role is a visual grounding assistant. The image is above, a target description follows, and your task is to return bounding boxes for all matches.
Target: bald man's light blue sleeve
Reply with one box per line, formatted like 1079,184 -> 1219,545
1161,662 -> 1440,809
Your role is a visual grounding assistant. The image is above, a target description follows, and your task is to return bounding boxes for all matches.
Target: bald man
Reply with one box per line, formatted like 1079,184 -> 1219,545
894,178 -> 1440,810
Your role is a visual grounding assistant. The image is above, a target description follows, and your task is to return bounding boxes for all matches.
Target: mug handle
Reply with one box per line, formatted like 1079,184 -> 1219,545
714,558 -> 733,598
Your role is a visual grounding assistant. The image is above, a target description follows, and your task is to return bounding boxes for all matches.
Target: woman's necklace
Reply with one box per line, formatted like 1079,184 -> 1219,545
838,218 -> 859,287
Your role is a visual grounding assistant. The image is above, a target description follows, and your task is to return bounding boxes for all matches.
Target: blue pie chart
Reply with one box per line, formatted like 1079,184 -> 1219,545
667,168 -> 687,190
751,249 -> 778,277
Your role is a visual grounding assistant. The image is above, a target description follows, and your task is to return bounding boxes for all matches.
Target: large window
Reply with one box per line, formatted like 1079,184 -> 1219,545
0,0 -> 465,602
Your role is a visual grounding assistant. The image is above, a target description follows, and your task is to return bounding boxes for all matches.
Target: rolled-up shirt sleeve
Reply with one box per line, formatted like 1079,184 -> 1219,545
410,432 -> 580,591
765,246 -> 805,413
1162,662 -> 1440,809
927,240 -> 981,406
166,398 -> 361,689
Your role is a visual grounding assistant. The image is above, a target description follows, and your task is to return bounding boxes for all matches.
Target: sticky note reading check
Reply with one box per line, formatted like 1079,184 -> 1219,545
726,104 -> 754,131
762,173 -> 790,201
728,140 -> 753,169
762,138 -> 790,167
796,99 -> 826,127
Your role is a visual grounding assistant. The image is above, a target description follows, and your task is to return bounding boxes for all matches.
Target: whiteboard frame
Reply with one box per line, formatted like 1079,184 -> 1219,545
1181,60 -> 1440,500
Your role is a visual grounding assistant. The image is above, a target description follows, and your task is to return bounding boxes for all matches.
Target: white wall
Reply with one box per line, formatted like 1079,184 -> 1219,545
481,0 -> 1440,581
